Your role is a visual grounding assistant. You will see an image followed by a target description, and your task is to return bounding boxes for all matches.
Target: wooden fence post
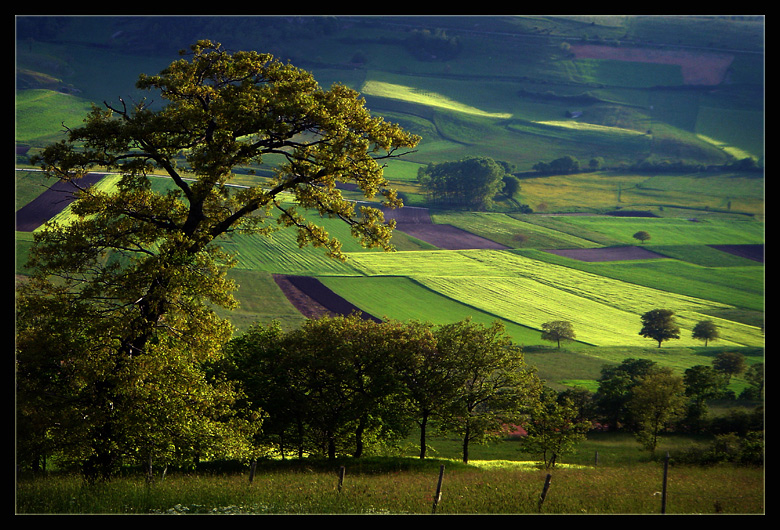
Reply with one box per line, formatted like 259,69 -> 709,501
338,465 -> 346,492
431,464 -> 445,514
661,452 -> 669,514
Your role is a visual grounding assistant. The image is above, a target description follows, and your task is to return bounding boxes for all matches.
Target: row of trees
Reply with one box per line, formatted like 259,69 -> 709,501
218,315 -> 542,464
539,311 -> 725,350
532,154 -> 762,176
589,356 -> 763,457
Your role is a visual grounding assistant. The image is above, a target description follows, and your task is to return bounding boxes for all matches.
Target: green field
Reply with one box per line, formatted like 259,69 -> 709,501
335,247 -> 761,348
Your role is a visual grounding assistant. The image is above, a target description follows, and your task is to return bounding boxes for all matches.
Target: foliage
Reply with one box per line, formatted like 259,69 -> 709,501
638,308 -> 681,347
712,351 -> 747,383
632,230 -> 651,243
692,319 -> 720,346
740,362 -> 764,400
682,365 -> 728,426
627,368 -> 687,454
16,40 -> 419,480
522,387 -> 589,468
221,316 -> 541,463
417,157 -> 511,210
593,358 -> 658,431
435,319 -> 542,463
532,155 -> 581,174
540,320 -> 576,349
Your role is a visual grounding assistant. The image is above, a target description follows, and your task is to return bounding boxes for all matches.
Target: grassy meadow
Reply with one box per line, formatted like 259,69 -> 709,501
16,430 -> 764,514
16,16 -> 763,514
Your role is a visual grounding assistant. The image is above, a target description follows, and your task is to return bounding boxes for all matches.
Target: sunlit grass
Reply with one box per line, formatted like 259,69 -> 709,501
535,120 -> 646,136
360,80 -> 512,119
16,457 -> 763,514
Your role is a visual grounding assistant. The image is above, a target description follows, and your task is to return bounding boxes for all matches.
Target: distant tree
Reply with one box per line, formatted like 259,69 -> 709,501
633,230 -> 651,244
639,309 -> 680,347
712,352 -> 747,384
533,155 -> 580,175
540,320 -> 576,349
692,320 -> 720,346
417,157 -> 510,210
628,368 -> 687,454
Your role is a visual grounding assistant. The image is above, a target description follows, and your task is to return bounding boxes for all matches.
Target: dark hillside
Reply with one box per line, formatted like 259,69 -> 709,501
16,16 -> 764,170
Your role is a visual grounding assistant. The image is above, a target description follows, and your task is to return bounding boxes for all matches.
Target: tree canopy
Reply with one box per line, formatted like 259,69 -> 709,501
417,157 -> 511,210
638,309 -> 680,347
540,320 -> 576,349
16,40 -> 419,480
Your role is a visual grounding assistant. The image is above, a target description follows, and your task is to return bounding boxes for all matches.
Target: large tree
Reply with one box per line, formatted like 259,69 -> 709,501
16,40 -> 419,479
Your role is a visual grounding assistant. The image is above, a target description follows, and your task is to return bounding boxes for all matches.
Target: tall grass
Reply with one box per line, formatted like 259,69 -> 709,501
16,453 -> 763,514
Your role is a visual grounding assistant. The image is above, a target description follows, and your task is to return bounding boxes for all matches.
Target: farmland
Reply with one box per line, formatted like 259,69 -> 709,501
14,15 -> 764,515
15,15 -> 764,392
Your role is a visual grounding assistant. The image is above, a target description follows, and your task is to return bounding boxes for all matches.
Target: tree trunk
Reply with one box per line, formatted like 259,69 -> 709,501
462,423 -> 470,464
419,411 -> 429,459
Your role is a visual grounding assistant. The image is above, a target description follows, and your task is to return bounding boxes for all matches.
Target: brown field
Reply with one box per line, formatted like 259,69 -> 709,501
569,44 -> 734,86
273,274 -> 381,322
16,173 -> 105,232
382,206 -> 509,250
709,243 -> 764,262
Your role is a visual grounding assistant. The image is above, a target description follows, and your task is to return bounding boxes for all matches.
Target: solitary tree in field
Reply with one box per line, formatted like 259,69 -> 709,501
638,309 -> 680,347
692,319 -> 720,346
632,230 -> 651,244
16,40 -> 420,480
540,320 -> 576,349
